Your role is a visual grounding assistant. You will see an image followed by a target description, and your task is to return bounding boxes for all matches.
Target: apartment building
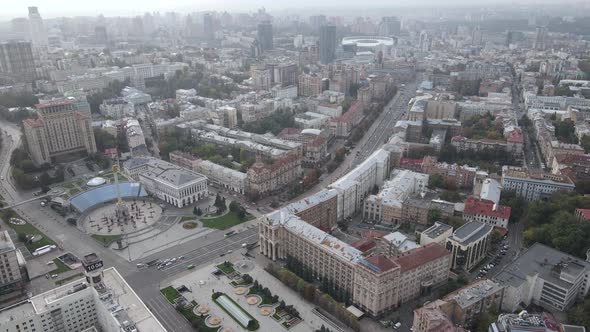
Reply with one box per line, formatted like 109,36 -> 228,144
246,153 -> 302,197
23,99 -> 97,165
396,244 -> 452,304
298,73 -> 322,97
495,243 -> 590,312
463,197 -> 511,229
363,169 -> 429,225
0,254 -> 166,332
446,221 -> 493,271
441,279 -> 504,325
377,232 -> 419,256
501,166 -> 575,201
0,231 -> 26,296
421,156 -> 478,189
283,189 -> 338,231
412,300 -> 464,332
412,279 -> 504,331
330,148 -> 391,221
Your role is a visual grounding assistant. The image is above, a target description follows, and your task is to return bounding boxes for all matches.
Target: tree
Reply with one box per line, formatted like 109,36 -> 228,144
428,174 -> 444,189
427,209 -> 442,225
93,128 -> 117,152
440,190 -> 461,203
568,297 -> 590,329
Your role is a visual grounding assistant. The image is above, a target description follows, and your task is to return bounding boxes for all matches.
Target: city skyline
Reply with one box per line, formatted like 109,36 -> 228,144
2,0 -> 589,20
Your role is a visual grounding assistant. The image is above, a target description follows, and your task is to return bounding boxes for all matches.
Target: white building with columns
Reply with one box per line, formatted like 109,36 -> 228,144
123,157 -> 208,208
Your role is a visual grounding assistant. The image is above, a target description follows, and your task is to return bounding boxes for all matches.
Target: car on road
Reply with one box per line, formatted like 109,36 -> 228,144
46,260 -> 54,265
51,274 -> 58,278
186,264 -> 195,270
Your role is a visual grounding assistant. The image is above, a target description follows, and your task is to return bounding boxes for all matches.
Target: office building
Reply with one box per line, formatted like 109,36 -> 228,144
0,231 -> 26,296
203,13 -> 215,40
446,221 -> 493,271
420,222 -> 453,247
495,243 -> 590,312
534,26 -> 548,50
257,20 -> 273,51
23,100 -> 97,165
319,25 -> 337,64
0,41 -> 35,82
0,253 -> 166,332
501,166 -> 575,201
94,26 -> 108,44
28,7 -> 48,48
124,157 -> 208,208
378,17 -> 401,36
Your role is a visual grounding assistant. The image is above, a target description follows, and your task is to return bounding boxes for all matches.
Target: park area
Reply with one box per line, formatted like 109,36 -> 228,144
160,260 -> 341,332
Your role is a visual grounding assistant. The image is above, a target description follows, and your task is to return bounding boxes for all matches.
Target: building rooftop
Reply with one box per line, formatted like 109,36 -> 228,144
495,312 -> 561,332
448,221 -> 493,246
423,222 -> 453,240
264,211 -> 362,263
443,279 -> 503,309
362,256 -> 399,273
382,231 -> 419,253
502,166 -> 574,186
101,267 -> 167,332
494,243 -> 590,291
463,197 -> 511,221
284,189 -> 338,215
394,243 -> 450,272
480,178 -> 502,204
0,231 -> 16,255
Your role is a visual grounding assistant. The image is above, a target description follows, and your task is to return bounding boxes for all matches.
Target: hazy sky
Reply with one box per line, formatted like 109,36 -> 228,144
1,0 -> 582,19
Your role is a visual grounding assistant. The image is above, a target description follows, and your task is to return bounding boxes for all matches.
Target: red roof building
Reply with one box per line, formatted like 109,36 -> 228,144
400,157 -> 424,172
463,196 -> 511,229
575,208 -> 590,222
350,238 -> 377,253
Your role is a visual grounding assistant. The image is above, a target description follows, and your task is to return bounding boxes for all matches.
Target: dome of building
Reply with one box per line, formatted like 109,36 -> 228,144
87,177 -> 107,187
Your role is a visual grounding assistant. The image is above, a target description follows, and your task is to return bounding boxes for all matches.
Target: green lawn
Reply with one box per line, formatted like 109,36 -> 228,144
247,288 -> 276,305
68,188 -> 81,196
61,182 -> 76,189
52,259 -> 71,274
6,221 -> 56,251
91,234 -> 121,246
176,305 -> 218,332
160,286 -> 180,303
201,211 -> 252,230
216,262 -> 235,274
